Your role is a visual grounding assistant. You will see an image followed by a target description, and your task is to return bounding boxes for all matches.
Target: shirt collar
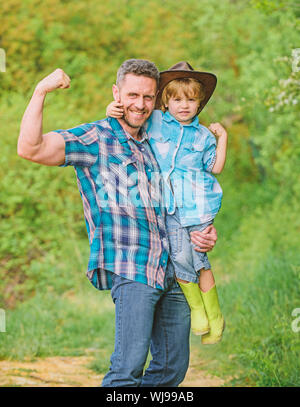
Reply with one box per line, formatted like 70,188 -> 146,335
125,125 -> 149,144
108,117 -> 148,144
163,110 -> 200,129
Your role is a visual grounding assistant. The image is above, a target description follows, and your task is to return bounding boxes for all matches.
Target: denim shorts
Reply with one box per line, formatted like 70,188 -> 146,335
166,209 -> 212,283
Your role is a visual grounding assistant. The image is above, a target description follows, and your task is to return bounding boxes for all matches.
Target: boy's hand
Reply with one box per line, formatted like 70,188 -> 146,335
190,225 -> 217,252
208,123 -> 227,138
106,101 -> 124,118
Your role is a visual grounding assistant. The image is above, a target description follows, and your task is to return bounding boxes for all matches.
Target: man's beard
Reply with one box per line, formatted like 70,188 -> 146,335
122,108 -> 148,129
122,114 -> 141,129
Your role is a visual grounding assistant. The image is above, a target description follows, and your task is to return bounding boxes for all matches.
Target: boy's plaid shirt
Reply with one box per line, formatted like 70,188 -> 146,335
55,117 -> 169,291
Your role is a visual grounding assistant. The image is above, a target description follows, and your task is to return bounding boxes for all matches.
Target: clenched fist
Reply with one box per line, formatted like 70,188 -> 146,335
208,122 -> 227,139
35,68 -> 71,95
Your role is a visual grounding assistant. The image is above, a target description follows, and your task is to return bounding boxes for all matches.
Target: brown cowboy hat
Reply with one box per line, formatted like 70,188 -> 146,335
155,61 -> 217,115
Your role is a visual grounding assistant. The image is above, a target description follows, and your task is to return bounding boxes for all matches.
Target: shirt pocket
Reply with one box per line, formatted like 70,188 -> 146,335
178,141 -> 205,171
109,154 -> 138,182
104,153 -> 139,201
151,136 -> 172,163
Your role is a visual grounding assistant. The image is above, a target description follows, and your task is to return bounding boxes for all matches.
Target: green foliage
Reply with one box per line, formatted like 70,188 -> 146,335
251,0 -> 299,14
195,198 -> 300,387
1,0 -> 299,386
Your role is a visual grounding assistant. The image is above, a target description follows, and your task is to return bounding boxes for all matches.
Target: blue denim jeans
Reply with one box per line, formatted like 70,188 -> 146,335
102,263 -> 191,387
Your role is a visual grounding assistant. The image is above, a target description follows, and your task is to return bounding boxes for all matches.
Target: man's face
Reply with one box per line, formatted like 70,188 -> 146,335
113,74 -> 157,129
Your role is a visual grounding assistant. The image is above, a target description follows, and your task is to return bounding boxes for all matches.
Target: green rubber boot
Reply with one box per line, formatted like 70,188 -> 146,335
201,285 -> 225,345
178,282 -> 209,336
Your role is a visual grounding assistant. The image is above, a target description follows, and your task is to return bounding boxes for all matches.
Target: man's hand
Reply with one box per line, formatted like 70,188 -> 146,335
35,68 -> 71,96
190,225 -> 217,252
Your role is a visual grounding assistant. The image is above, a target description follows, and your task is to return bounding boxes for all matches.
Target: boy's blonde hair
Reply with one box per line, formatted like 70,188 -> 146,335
160,78 -> 205,112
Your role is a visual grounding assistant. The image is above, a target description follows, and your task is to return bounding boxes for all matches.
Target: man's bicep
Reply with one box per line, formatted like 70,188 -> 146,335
33,131 -> 66,166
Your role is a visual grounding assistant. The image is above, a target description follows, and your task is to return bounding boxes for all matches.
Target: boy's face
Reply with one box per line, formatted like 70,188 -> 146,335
166,92 -> 200,125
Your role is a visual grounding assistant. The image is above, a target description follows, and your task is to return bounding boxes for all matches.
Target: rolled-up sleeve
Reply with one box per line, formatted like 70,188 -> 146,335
54,123 -> 99,167
203,131 -> 217,173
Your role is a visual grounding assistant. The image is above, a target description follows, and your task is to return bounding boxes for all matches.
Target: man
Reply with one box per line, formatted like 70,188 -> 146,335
17,59 -> 217,387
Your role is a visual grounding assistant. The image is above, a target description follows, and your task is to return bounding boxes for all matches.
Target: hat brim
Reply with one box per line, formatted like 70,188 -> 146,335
155,70 -> 217,115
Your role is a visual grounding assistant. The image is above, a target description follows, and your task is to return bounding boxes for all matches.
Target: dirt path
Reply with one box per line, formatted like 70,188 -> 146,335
0,351 -> 225,387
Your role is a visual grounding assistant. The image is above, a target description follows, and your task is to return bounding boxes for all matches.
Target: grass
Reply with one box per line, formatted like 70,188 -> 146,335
191,195 -> 300,387
0,283 -> 115,361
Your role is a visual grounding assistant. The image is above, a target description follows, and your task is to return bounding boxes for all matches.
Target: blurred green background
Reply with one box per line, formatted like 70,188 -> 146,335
0,0 -> 299,386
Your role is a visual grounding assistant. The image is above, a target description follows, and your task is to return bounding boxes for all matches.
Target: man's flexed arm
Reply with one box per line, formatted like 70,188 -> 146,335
17,69 -> 71,166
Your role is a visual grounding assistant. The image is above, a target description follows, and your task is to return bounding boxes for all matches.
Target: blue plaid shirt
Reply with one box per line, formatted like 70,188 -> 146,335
55,117 -> 169,291
146,110 -> 223,226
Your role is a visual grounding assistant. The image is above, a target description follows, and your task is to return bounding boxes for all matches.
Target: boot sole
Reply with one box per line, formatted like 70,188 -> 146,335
201,320 -> 225,344
193,329 -> 210,336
